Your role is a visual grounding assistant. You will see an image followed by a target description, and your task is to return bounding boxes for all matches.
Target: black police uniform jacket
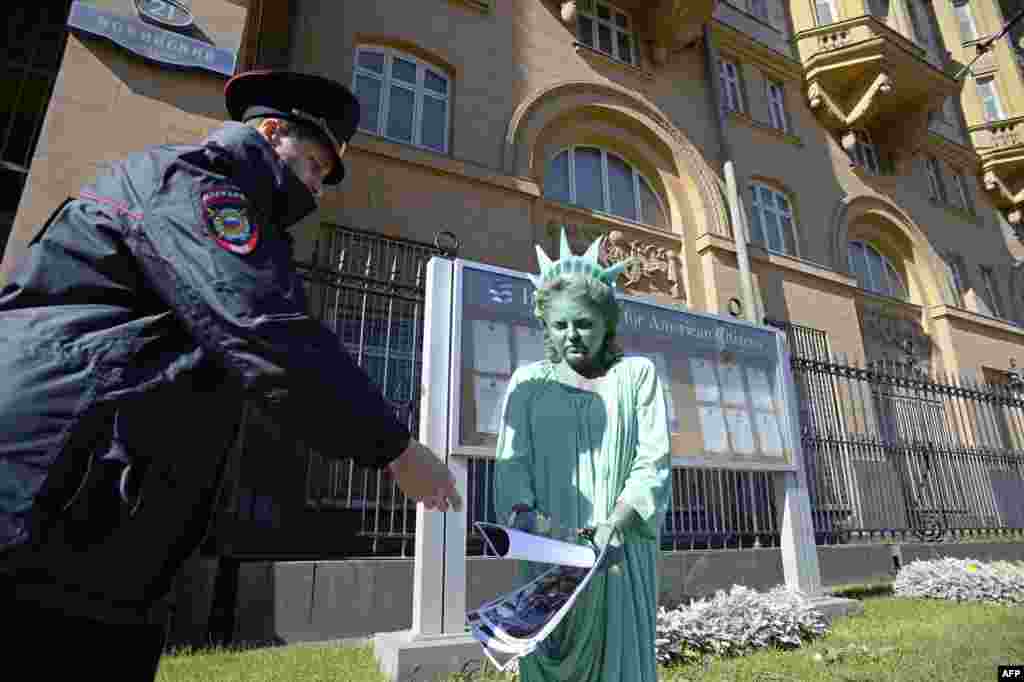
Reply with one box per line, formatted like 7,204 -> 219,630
0,122 -> 411,621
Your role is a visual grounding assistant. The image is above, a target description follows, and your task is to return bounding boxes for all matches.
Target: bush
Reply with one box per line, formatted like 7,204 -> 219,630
654,585 -> 830,665
893,557 -> 1024,606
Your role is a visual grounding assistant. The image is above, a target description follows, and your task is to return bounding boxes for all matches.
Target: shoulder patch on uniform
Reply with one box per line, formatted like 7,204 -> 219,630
202,187 -> 259,255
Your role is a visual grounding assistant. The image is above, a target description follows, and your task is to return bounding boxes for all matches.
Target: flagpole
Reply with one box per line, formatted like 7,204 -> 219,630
955,6 -> 1024,81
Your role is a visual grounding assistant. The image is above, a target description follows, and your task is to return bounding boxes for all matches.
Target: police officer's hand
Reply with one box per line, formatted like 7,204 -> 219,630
388,439 -> 463,512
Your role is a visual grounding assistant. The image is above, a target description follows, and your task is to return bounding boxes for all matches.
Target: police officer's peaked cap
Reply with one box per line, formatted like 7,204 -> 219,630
224,70 -> 360,185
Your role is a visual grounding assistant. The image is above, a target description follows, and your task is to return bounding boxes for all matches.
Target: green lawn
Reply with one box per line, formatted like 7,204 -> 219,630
157,595 -> 1024,681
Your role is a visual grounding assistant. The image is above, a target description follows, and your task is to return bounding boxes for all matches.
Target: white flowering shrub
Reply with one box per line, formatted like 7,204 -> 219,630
654,585 -> 830,665
894,557 -> 1024,606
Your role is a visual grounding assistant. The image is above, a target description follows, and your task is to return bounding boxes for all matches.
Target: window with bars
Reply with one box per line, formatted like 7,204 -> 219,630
576,0 -> 636,66
976,77 -> 1005,122
847,241 -> 909,301
2,1 -> 71,252
766,79 -> 789,133
924,156 -> 947,203
748,183 -> 797,255
543,146 -> 669,228
352,46 -> 451,154
719,58 -> 744,114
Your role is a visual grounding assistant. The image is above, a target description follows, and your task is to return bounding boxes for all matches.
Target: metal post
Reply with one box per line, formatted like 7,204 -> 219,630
724,161 -> 758,324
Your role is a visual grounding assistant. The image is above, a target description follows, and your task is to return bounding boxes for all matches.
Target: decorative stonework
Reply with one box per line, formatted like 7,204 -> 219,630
861,308 -> 932,375
546,221 -> 686,301
982,170 -> 1024,227
796,15 -> 959,166
560,1 -> 577,25
505,81 -> 731,239
807,74 -> 893,130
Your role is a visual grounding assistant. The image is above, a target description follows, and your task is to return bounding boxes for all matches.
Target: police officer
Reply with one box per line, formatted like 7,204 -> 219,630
0,70 -> 461,679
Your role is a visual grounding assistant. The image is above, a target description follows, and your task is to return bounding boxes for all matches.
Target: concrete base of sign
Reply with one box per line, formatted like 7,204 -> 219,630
373,630 -> 485,682
808,595 -> 865,623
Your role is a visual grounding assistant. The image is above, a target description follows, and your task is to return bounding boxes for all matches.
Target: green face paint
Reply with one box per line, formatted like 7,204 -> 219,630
545,293 -> 609,375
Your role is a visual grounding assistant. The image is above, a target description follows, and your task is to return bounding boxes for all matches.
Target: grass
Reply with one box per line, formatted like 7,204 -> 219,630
156,595 -> 1024,682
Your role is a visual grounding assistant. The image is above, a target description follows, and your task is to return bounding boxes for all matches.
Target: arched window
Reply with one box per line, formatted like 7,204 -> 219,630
749,183 -> 797,255
847,240 -> 908,301
352,46 -> 450,153
544,147 -> 668,228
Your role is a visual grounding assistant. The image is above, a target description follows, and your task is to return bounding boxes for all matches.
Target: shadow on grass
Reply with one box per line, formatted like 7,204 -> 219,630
827,582 -> 895,600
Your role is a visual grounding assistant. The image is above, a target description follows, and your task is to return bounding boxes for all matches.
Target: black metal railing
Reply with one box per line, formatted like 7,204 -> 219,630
220,255 -> 1024,558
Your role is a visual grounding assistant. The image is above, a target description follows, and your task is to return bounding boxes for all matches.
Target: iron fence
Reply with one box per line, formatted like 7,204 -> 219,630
296,225 -> 458,555
229,229 -> 1024,558
795,354 -> 1024,544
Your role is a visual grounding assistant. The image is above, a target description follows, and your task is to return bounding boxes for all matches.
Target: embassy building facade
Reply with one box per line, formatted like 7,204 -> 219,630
5,0 -> 1024,644
9,0 -> 1024,389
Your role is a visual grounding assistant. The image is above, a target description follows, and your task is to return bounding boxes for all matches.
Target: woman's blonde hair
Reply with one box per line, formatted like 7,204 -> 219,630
533,274 -> 623,367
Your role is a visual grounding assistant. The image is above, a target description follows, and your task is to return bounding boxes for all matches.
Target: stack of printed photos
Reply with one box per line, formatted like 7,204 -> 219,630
467,522 -> 611,671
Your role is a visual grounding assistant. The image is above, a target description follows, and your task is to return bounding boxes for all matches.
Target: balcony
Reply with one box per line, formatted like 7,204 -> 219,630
971,116 -> 1024,223
559,1 -> 719,65
794,15 -> 961,162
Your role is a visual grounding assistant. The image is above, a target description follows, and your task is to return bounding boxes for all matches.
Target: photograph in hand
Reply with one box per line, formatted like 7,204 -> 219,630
480,565 -> 587,640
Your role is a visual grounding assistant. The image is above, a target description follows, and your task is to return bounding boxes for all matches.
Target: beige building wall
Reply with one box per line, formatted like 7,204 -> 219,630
0,0 -> 255,283
5,0 -> 1024,383
286,0 -> 1024,381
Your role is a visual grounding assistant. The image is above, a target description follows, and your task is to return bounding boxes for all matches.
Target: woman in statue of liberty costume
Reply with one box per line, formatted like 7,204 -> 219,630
493,228 -> 672,682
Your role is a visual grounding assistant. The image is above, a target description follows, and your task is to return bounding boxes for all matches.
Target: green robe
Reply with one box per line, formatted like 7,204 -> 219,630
493,356 -> 672,682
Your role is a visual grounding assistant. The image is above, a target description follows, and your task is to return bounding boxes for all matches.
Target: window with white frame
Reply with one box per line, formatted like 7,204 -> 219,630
847,240 -> 909,300
719,58 -> 744,113
924,156 -> 947,202
979,265 -> 1005,317
850,131 -> 881,174
353,47 -> 451,153
815,0 -> 837,25
544,146 -> 669,228
749,183 -> 797,255
953,0 -> 979,41
766,79 -> 789,133
951,171 -> 973,213
576,0 -> 636,65
976,77 -> 1006,122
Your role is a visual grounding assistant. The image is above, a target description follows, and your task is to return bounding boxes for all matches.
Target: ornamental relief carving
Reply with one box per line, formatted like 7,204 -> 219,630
860,307 -> 933,375
544,220 -> 686,302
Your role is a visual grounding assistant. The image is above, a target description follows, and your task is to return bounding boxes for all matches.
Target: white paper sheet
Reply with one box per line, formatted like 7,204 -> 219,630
468,522 -> 610,671
756,411 -> 784,456
746,366 -> 775,411
472,319 -> 512,374
689,356 -> 720,403
474,375 -> 509,434
697,404 -> 729,453
725,408 -> 755,455
476,523 -> 597,568
719,361 -> 747,406
514,325 -> 546,368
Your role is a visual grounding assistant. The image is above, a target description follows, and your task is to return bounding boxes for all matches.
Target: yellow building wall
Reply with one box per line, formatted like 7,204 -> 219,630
0,0 -> 249,282
5,0 -> 1024,382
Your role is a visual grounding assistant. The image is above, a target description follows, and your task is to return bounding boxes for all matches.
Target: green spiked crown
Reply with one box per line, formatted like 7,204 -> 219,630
529,227 -> 638,289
